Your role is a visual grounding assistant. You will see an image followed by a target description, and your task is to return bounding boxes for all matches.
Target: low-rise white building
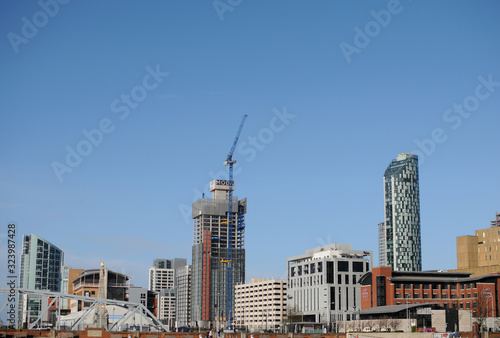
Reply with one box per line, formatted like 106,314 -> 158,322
287,243 -> 372,331
235,278 -> 287,332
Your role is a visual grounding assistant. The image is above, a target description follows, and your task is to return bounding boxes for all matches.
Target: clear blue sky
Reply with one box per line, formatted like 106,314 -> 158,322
1,1 -> 499,296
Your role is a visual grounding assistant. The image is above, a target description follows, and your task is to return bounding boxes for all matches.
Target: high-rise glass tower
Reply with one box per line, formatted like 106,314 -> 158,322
191,179 -> 246,328
19,234 -> 63,325
20,234 -> 63,291
383,153 -> 421,271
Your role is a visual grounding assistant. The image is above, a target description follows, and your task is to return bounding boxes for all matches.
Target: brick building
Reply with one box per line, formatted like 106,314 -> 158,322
360,267 -> 499,319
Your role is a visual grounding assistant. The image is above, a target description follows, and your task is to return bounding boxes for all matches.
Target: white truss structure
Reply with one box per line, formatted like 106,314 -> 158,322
0,288 -> 169,332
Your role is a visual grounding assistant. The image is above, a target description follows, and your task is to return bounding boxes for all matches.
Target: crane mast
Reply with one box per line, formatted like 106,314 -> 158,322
223,114 -> 247,329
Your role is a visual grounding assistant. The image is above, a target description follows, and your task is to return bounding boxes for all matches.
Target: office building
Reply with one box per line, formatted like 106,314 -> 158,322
287,244 -> 372,331
383,153 -> 421,271
127,286 -> 157,318
191,179 -> 247,328
157,289 -> 176,327
360,267 -> 499,331
147,258 -> 186,327
148,258 -> 186,292
19,234 -> 64,325
235,278 -> 287,332
454,211 -> 500,277
175,265 -> 191,328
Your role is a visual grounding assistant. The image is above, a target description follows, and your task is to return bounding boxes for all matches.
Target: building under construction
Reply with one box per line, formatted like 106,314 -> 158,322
191,179 -> 247,329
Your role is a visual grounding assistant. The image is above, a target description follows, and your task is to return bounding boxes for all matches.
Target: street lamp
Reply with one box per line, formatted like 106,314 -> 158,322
406,294 -> 410,332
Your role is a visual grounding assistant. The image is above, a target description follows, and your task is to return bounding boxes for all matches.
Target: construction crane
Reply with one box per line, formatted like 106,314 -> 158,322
223,114 -> 247,329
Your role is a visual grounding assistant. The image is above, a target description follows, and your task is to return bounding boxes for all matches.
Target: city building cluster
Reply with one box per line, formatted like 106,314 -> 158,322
10,153 -> 500,334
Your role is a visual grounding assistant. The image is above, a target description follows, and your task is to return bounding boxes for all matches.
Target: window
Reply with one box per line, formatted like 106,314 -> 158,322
345,275 -> 349,284
338,261 -> 348,272
353,262 -> 364,272
318,262 -> 323,273
326,262 -> 334,283
338,274 -> 342,284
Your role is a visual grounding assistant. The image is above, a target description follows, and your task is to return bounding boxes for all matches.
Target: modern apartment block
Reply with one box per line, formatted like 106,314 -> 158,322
147,258 -> 186,325
234,278 -> 287,332
175,265 -> 191,328
191,179 -> 247,328
157,289 -> 176,327
148,258 -> 186,292
382,153 -> 422,271
454,211 -> 500,277
19,234 -> 64,325
20,234 -> 63,291
287,244 -> 372,330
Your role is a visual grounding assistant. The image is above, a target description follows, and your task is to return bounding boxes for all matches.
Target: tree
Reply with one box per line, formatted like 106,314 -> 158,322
476,291 -> 492,333
388,317 -> 400,331
363,319 -> 375,332
379,317 -> 390,331
283,305 -> 303,332
285,306 -> 303,323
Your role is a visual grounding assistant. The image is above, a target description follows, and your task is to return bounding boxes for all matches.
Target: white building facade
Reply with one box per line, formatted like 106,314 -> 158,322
235,278 -> 287,332
287,243 -> 372,332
